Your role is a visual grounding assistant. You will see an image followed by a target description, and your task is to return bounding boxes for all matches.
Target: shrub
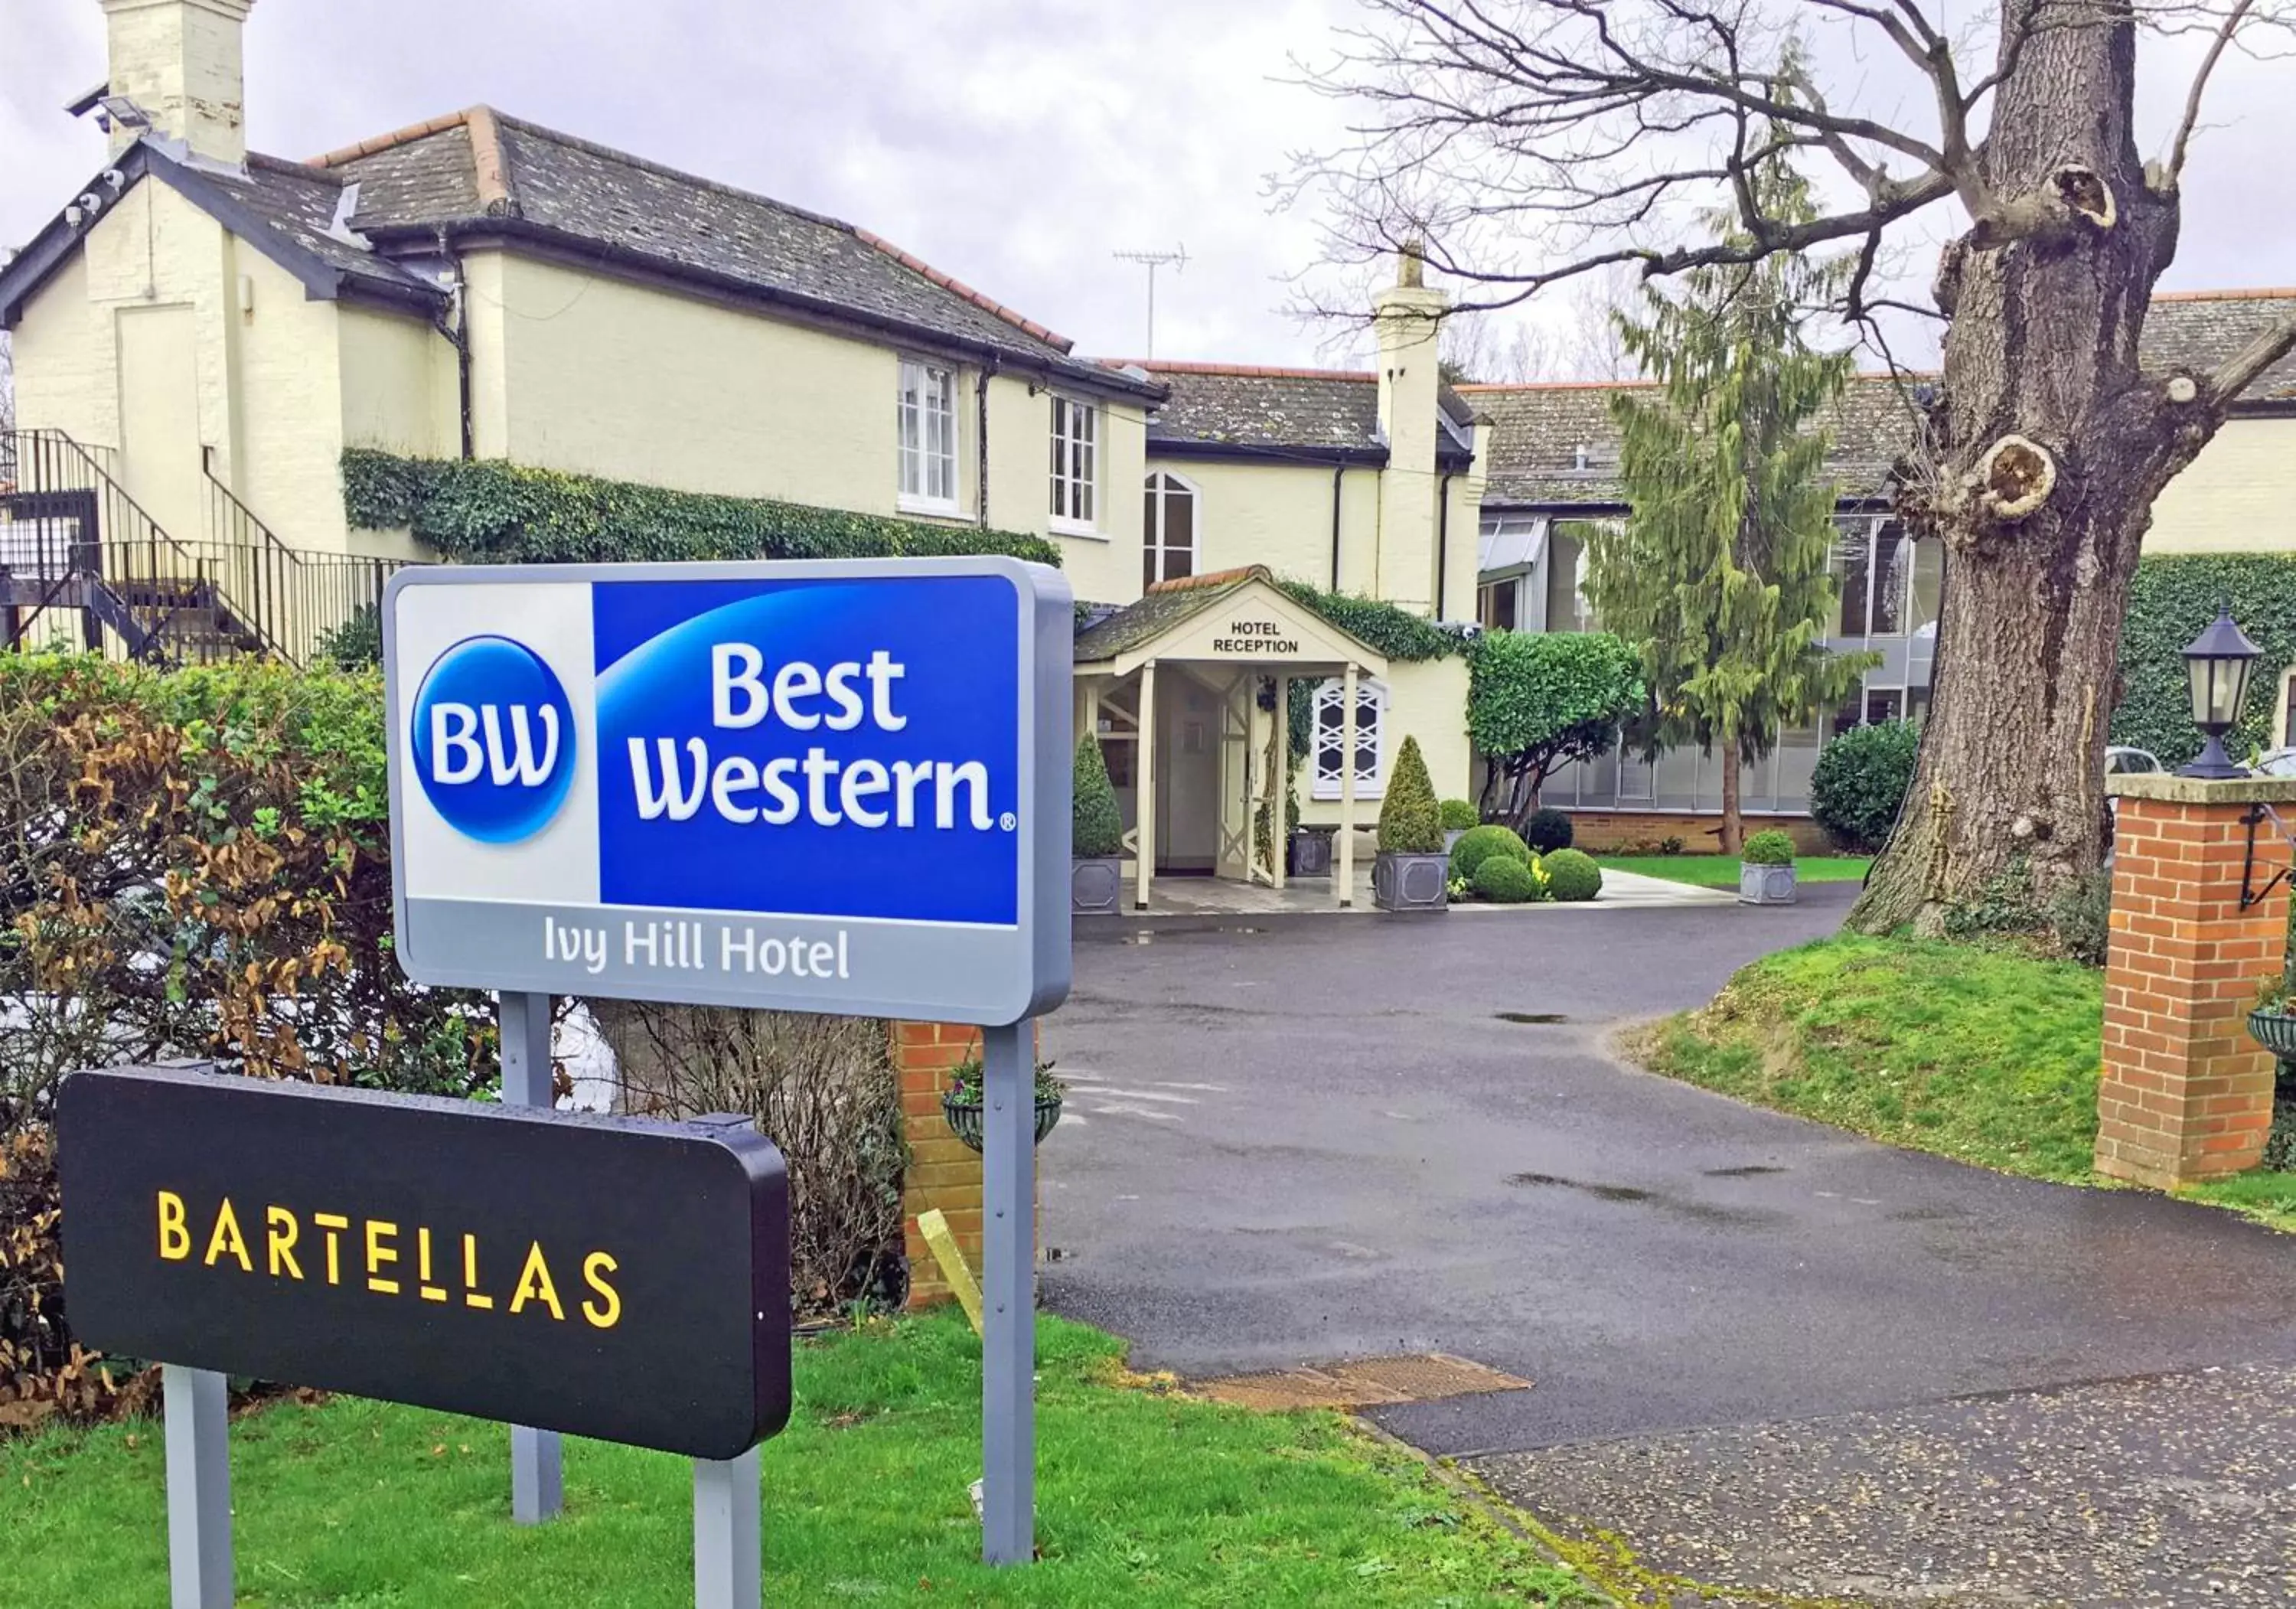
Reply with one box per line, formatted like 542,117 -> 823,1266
1450,823 -> 1532,883
1544,847 -> 1604,902
1742,830 -> 1799,867
1472,854 -> 1543,903
1810,719 -> 1919,852
1467,629 -> 1644,831
1378,736 -> 1444,853
1524,807 -> 1574,854
341,449 -> 1061,569
1439,798 -> 1479,832
592,1006 -> 905,1315
314,602 -> 382,669
2114,553 -> 2296,768
1073,736 -> 1124,857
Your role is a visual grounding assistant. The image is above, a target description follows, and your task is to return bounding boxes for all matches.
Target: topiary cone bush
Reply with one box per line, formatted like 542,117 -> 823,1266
1073,735 -> 1124,857
1377,736 -> 1444,854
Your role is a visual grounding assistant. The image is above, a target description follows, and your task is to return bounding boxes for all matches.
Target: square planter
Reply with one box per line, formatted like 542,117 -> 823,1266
1738,863 -> 1799,906
1071,855 -> 1124,915
1374,850 -> 1450,912
1287,828 -> 1335,879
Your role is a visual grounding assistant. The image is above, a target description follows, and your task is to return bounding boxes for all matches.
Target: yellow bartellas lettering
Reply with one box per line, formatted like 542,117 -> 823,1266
203,1197 -> 253,1272
266,1206 -> 303,1280
157,1190 -> 191,1261
365,1220 -> 400,1295
312,1212 -> 349,1285
581,1252 -> 621,1330
507,1242 -> 565,1320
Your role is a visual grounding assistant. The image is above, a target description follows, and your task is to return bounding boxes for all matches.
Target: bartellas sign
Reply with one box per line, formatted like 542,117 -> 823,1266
59,1066 -> 791,1461
382,559 -> 1074,1023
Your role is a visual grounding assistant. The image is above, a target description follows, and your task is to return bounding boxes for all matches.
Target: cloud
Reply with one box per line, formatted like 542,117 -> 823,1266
1,1 -> 2288,380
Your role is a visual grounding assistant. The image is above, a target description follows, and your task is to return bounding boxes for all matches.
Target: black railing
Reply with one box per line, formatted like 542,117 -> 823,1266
0,429 -> 401,667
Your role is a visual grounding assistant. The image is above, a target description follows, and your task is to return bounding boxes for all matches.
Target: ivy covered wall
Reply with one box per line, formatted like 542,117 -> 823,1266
341,449 -> 1062,568
2112,553 -> 2296,768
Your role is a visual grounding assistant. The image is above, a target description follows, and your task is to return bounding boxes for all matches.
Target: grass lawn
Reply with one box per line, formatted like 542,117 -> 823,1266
2,1310 -> 1592,1607
1633,934 -> 2296,1229
1597,853 -> 1870,888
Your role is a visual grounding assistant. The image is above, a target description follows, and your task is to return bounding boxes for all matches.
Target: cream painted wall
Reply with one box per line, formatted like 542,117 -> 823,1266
1291,656 -> 1473,827
2145,416 -> 2296,554
13,253 -> 117,453
1143,451 -> 1486,622
224,236 -> 348,550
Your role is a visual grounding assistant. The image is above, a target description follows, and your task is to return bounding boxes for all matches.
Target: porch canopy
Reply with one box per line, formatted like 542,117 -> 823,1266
1073,566 -> 1389,909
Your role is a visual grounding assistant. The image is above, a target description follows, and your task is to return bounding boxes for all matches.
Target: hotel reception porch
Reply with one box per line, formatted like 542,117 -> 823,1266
1071,569 -> 1396,912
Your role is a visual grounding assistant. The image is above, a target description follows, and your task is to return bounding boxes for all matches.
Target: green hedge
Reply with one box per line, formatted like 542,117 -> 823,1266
1275,580 -> 1466,663
2115,554 -> 2296,767
341,449 -> 1062,568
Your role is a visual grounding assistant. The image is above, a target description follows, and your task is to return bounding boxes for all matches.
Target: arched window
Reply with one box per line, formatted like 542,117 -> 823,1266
1143,471 -> 1199,589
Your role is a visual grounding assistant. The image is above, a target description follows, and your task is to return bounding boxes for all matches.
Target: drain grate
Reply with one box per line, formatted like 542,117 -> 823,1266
1194,1353 -> 1531,1412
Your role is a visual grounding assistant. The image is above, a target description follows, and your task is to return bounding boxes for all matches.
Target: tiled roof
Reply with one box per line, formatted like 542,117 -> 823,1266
307,108 -> 1147,395
1074,566 -> 1267,663
1132,361 -> 1475,462
1466,375 -> 1926,508
2144,289 -> 2296,401
214,155 -> 445,306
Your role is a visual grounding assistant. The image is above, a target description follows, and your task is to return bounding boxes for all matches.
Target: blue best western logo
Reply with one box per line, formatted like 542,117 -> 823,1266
385,560 -> 1066,1024
593,576 -> 1019,925
413,636 -> 578,843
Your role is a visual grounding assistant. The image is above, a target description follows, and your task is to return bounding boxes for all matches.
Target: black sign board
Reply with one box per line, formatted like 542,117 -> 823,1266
60,1066 -> 790,1461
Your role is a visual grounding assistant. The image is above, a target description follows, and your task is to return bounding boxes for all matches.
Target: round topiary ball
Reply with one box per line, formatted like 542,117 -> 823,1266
1450,823 -> 1533,883
1472,854 -> 1541,904
1523,807 -> 1574,855
1543,847 -> 1603,902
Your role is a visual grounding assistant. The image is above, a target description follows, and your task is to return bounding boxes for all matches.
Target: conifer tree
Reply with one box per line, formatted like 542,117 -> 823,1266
1583,136 -> 1874,853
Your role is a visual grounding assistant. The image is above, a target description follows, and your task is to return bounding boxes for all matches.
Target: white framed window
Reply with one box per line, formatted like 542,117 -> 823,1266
1311,677 -> 1387,801
1143,470 -> 1198,587
898,357 -> 960,514
1049,396 -> 1097,534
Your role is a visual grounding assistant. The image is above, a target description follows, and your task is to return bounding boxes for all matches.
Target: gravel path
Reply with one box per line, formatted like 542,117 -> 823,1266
1473,1363 -> 2296,1606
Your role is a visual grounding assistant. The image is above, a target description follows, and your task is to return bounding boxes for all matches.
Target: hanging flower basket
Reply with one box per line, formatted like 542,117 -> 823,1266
2248,1007 -> 2296,1057
939,1087 -> 1064,1153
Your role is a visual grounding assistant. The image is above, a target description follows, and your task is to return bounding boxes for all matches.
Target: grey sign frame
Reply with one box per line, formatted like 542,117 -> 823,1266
381,556 -> 1075,1027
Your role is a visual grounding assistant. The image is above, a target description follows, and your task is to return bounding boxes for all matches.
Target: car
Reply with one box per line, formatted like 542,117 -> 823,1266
2254,747 -> 2296,778
2104,746 -> 2163,776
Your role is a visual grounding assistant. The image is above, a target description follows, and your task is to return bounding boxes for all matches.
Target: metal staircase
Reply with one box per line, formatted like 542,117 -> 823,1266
0,429 -> 400,667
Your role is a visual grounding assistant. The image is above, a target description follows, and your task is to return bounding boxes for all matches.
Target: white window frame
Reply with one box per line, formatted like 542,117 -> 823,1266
1049,395 -> 1099,537
1311,677 -> 1388,801
1143,468 -> 1199,586
897,357 -> 962,517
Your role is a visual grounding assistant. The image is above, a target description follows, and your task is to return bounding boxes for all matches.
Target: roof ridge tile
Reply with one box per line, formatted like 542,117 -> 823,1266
851,227 -> 1071,352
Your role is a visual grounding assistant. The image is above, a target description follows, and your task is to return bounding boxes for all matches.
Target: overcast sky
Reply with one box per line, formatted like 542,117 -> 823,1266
2,1 -> 2291,377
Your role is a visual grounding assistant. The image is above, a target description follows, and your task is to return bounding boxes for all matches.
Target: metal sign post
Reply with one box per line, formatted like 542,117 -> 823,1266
162,1363 -> 231,1608
694,1447 -> 764,1607
978,1020 -> 1035,1564
498,988 -> 563,1526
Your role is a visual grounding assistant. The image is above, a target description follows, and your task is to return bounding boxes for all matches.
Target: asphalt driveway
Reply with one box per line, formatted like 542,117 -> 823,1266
1037,888 -> 2296,1603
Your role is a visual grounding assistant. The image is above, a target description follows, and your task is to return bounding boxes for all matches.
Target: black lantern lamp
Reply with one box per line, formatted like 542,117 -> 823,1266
2178,607 -> 2262,778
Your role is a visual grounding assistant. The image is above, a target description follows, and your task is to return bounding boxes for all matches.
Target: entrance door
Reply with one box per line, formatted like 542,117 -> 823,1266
1156,671 -> 1221,873
116,305 -> 203,546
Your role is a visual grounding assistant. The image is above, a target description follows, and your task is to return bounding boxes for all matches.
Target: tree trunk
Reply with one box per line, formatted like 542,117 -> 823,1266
1719,752 -> 1743,855
1849,4 -> 2214,935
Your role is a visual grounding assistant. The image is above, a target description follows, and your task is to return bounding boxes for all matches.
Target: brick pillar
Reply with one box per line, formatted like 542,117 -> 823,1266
2098,774 -> 2296,1188
891,1021 -> 1044,1311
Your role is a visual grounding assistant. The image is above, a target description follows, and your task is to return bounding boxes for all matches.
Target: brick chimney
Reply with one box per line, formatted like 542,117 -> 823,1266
1372,241 -> 1449,614
99,0 -> 254,165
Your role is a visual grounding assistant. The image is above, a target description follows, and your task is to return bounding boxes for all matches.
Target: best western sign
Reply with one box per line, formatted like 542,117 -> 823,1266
382,559 -> 1074,1025
60,1066 -> 791,1461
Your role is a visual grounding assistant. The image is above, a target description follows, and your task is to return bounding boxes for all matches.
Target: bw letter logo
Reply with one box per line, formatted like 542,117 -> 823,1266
413,636 -> 576,844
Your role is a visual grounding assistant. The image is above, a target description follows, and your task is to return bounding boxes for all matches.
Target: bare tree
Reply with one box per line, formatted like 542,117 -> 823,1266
1288,0 -> 2296,933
